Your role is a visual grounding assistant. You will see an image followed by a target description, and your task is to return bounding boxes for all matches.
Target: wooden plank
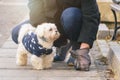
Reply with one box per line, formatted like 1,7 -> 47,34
0,77 -> 101,80
0,69 -> 99,77
0,77 -> 37,80
0,37 -> 106,80
1,40 -> 17,49
0,58 -> 95,71
0,57 -> 32,69
0,49 -> 16,58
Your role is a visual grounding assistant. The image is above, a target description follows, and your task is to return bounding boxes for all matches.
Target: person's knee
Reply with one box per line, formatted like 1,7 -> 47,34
61,7 -> 82,40
11,20 -> 30,44
11,25 -> 21,44
61,7 -> 82,30
61,7 -> 82,22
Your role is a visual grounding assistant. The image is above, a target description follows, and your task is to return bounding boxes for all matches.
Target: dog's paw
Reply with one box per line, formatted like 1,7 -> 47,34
31,55 -> 43,70
16,53 -> 27,66
16,60 -> 27,66
43,54 -> 54,69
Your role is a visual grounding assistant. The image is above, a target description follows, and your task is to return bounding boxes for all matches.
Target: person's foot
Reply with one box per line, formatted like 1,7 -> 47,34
70,48 -> 91,71
67,56 -> 75,66
54,54 -> 65,62
53,42 -> 72,62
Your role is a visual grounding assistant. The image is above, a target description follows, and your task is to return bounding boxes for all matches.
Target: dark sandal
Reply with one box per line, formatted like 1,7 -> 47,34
70,48 -> 91,71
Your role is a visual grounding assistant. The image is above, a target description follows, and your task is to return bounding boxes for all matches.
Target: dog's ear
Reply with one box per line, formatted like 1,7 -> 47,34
35,25 -> 44,38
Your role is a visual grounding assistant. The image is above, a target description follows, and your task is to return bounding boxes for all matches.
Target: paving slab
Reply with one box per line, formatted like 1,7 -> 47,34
97,40 -> 109,55
108,44 -> 120,80
90,41 -> 107,80
96,40 -> 120,80
97,24 -> 110,39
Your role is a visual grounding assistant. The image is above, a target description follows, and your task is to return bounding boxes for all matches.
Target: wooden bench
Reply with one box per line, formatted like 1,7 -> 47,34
110,3 -> 120,40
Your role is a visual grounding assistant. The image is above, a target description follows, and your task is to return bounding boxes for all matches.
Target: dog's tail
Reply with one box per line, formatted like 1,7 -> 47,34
18,24 -> 35,43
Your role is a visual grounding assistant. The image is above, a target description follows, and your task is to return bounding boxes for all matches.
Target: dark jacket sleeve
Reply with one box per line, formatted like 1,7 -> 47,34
77,0 -> 100,48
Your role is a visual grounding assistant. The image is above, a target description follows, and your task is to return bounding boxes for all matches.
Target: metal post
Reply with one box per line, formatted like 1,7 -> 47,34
111,9 -> 118,40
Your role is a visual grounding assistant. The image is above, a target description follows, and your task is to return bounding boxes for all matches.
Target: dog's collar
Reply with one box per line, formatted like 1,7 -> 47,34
22,32 -> 53,57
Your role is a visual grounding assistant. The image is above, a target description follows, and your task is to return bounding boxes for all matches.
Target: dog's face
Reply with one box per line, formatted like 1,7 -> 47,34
35,23 -> 60,42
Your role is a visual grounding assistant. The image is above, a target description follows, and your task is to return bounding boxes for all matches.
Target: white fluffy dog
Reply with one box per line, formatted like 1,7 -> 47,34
16,23 -> 60,70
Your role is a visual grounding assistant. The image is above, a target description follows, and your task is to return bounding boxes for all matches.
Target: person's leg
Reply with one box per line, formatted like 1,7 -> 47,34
61,8 -> 82,51
61,7 -> 82,41
54,42 -> 72,62
54,7 -> 82,63
61,7 -> 91,71
54,7 -> 82,62
11,20 -> 30,44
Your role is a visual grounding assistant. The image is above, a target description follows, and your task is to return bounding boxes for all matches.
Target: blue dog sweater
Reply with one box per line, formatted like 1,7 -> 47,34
22,32 -> 53,57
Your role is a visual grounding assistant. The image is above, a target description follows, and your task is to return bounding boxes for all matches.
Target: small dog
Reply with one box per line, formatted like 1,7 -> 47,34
16,23 -> 60,70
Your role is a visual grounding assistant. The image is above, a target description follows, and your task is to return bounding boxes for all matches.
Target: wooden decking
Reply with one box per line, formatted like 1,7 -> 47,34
0,37 -> 104,80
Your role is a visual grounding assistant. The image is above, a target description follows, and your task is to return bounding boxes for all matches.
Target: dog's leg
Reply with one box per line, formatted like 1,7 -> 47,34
16,44 -> 28,66
31,55 -> 43,70
43,53 -> 54,69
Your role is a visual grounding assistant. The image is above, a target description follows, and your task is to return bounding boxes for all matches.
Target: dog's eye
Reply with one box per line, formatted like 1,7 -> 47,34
49,28 -> 52,31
